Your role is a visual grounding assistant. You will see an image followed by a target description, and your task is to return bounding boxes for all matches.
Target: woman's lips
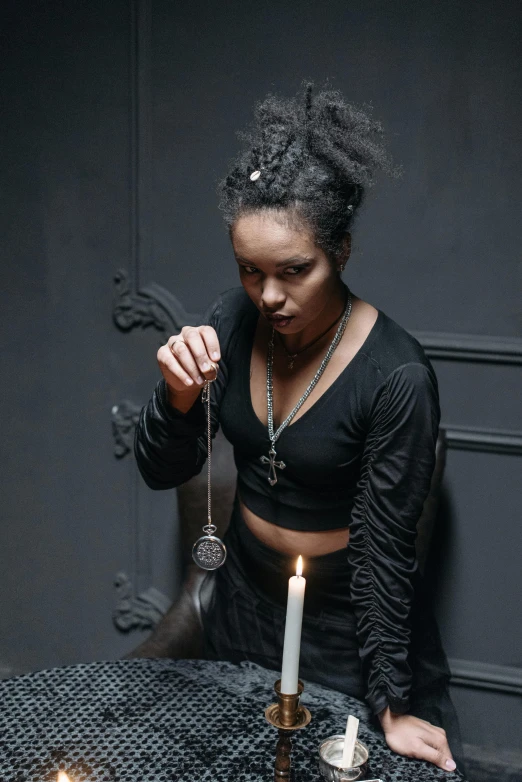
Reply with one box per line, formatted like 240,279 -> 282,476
266,315 -> 294,328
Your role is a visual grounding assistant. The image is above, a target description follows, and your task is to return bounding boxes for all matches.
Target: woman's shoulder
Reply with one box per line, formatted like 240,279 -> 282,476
362,308 -> 435,381
203,286 -> 255,324
352,308 -> 439,415
355,308 -> 440,423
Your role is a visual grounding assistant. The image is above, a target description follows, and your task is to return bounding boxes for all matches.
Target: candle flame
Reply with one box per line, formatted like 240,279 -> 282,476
57,773 -> 72,782
296,555 -> 303,577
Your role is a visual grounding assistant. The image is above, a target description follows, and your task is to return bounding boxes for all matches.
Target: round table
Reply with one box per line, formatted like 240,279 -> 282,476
0,658 -> 466,781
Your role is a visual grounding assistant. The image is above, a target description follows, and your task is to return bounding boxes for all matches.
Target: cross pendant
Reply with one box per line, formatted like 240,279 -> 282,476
260,447 -> 286,486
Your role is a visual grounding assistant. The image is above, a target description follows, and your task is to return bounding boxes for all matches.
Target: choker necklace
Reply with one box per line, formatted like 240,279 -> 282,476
259,286 -> 352,485
277,288 -> 350,370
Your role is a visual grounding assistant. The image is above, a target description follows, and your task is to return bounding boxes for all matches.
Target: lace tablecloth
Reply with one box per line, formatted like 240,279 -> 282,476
0,658 -> 466,782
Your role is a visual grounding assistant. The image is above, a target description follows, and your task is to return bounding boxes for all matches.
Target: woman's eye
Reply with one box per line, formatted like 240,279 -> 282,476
239,264 -> 307,275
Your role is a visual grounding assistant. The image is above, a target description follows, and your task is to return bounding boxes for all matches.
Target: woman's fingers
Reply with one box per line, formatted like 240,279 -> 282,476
424,732 -> 454,768
412,735 -> 456,771
157,325 -> 221,393
199,325 -> 221,363
158,343 -> 197,389
413,728 -> 456,772
181,326 -> 219,379
168,338 -> 205,385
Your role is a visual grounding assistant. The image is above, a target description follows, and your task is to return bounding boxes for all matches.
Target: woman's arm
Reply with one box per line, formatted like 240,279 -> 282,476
134,295 -> 227,489
347,362 -> 457,771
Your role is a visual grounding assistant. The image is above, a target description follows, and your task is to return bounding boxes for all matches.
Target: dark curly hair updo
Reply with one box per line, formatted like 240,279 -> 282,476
219,81 -> 399,262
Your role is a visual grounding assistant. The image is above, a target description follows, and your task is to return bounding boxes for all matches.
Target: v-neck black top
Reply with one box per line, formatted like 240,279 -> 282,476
134,286 -> 441,716
221,293 -> 387,529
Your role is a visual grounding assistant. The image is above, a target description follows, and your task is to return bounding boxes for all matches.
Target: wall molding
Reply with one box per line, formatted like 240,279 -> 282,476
442,425 -> 522,456
111,399 -> 142,458
412,330 -> 522,365
112,269 -> 199,341
448,658 -> 522,696
111,0 -> 158,627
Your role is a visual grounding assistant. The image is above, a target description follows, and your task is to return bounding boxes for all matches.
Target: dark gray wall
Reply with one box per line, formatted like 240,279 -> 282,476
1,0 -> 521,774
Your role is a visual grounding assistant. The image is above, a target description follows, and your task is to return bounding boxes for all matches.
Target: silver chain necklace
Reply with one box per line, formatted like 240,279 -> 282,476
192,376 -> 227,570
259,287 -> 352,485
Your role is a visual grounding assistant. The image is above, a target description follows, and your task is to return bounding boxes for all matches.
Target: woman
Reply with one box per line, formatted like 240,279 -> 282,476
135,83 -> 464,773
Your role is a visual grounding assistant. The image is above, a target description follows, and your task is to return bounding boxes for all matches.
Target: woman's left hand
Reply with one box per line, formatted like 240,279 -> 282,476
378,707 -> 457,772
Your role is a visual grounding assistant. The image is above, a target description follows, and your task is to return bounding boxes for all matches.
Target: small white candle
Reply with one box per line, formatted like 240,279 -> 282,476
280,555 -> 306,694
341,714 -> 359,767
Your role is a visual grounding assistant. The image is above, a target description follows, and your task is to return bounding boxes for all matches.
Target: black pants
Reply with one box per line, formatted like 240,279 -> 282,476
202,492 -> 465,771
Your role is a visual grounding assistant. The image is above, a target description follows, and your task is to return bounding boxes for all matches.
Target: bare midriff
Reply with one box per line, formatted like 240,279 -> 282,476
239,495 -> 350,557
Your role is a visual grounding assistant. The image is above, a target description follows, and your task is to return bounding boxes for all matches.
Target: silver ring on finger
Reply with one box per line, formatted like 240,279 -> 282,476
168,338 -> 180,355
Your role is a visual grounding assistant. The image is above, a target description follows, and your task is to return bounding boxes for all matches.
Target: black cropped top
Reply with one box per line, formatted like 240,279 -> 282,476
134,286 -> 441,716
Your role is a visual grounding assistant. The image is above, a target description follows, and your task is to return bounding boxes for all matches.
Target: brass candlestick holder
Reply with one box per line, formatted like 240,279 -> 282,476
265,679 -> 312,781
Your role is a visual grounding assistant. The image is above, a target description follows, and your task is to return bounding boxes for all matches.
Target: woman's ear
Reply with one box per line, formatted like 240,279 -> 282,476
337,233 -> 352,272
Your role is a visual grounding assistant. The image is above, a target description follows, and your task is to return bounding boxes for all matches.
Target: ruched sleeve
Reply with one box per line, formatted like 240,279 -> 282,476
134,295 -> 228,490
347,361 -> 440,716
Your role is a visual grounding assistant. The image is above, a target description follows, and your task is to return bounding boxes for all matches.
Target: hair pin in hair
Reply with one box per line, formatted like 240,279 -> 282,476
347,205 -> 354,214
250,170 -> 261,181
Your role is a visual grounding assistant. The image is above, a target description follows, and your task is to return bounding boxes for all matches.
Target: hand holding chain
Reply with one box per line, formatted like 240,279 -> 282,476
260,286 -> 352,486
192,367 -> 227,570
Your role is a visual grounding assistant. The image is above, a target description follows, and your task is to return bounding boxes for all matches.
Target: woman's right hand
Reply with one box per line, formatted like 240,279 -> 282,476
378,708 -> 457,772
157,325 -> 221,409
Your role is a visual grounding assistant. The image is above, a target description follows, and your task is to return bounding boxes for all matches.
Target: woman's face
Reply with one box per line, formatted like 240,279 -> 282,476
231,210 -> 347,334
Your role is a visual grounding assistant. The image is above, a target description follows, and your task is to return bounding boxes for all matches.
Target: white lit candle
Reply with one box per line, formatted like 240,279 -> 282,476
280,555 -> 306,694
341,714 -> 359,767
